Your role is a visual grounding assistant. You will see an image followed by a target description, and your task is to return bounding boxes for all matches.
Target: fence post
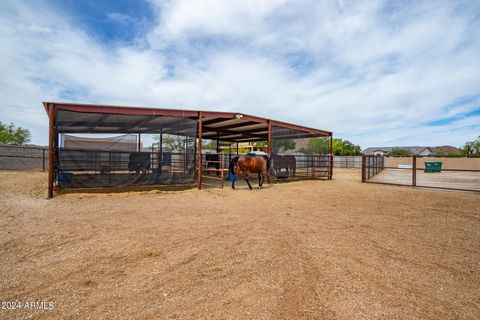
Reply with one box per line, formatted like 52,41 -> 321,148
312,155 -> 316,177
366,156 -> 372,180
197,111 -> 203,190
328,133 -> 333,180
47,104 -> 55,198
221,153 -> 225,189
412,156 -> 417,187
42,148 -> 46,172
361,155 -> 366,183
267,120 -> 272,183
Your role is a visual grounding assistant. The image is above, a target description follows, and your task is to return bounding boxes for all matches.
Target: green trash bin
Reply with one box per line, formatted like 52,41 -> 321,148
424,162 -> 442,173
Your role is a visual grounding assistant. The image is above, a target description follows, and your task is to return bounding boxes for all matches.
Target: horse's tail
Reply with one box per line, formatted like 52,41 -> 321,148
229,156 -> 239,175
264,155 -> 271,174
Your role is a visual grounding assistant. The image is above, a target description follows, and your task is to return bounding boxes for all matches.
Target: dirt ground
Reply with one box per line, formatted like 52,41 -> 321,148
0,169 -> 479,319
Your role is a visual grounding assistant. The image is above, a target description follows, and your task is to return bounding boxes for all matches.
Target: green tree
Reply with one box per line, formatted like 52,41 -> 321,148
204,139 -> 231,150
461,136 -> 480,155
273,139 -> 296,153
253,141 -> 268,148
155,134 -> 197,151
301,137 -> 361,155
332,139 -> 362,156
303,137 -> 329,154
388,148 -> 412,157
0,122 -> 31,145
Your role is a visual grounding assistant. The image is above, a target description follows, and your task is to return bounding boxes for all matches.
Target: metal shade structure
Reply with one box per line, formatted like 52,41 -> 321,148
44,102 -> 333,197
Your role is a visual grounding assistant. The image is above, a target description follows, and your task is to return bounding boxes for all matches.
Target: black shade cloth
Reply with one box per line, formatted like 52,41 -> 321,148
55,110 -> 198,188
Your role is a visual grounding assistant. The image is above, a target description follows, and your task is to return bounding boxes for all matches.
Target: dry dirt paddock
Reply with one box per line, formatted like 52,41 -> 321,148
0,169 -> 479,320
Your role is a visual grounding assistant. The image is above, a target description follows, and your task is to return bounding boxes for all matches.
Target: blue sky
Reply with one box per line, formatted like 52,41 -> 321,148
0,0 -> 479,148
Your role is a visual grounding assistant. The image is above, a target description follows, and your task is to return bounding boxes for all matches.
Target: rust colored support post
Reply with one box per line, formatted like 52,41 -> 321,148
42,148 -> 46,172
367,156 -> 370,180
197,112 -> 203,189
47,104 -> 55,199
267,120 -> 272,183
312,155 -> 316,178
236,142 -> 239,155
216,132 -> 220,153
361,155 -> 365,183
329,133 -> 333,180
184,134 -> 187,173
159,131 -> 163,173
138,133 -> 141,151
412,156 -> 417,187
221,153 -> 225,189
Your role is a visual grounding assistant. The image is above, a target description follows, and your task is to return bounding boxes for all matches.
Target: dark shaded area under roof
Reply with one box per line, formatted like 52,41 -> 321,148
44,102 -> 332,142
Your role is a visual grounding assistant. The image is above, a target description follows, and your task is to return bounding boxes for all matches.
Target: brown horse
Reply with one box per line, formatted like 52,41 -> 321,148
229,155 -> 269,189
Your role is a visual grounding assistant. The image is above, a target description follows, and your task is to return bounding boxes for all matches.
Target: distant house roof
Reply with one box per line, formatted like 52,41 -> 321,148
362,146 -> 433,155
430,146 -> 461,155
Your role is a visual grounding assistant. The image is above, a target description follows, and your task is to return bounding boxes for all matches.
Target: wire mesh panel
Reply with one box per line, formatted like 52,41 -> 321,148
201,153 -> 225,189
362,156 -> 480,192
363,156 -> 412,186
362,155 -> 385,180
55,109 -> 198,189
415,156 -> 480,191
270,126 -> 331,181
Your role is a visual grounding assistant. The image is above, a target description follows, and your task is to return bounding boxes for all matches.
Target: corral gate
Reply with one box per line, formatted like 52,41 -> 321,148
200,153 -> 225,189
362,155 -> 480,192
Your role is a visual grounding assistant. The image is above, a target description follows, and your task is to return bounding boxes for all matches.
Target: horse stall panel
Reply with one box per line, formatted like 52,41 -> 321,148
57,149 -> 196,188
363,155 -> 412,186
201,153 -> 225,189
270,126 -> 331,181
415,157 -> 480,191
54,109 -> 198,190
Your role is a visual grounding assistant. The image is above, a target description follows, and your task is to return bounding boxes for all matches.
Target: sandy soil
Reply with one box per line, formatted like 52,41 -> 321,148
0,169 -> 479,319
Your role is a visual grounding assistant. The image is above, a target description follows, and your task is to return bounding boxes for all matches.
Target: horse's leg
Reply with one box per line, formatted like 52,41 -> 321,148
244,171 -> 253,190
257,171 -> 261,188
232,164 -> 240,189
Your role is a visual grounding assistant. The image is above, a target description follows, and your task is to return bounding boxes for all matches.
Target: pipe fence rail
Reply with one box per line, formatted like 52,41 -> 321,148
362,155 -> 480,192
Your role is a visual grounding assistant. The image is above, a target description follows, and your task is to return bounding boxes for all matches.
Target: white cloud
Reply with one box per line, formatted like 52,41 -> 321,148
0,0 -> 479,148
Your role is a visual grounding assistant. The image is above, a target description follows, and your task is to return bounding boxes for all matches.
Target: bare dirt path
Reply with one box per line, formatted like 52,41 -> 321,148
0,169 -> 479,319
